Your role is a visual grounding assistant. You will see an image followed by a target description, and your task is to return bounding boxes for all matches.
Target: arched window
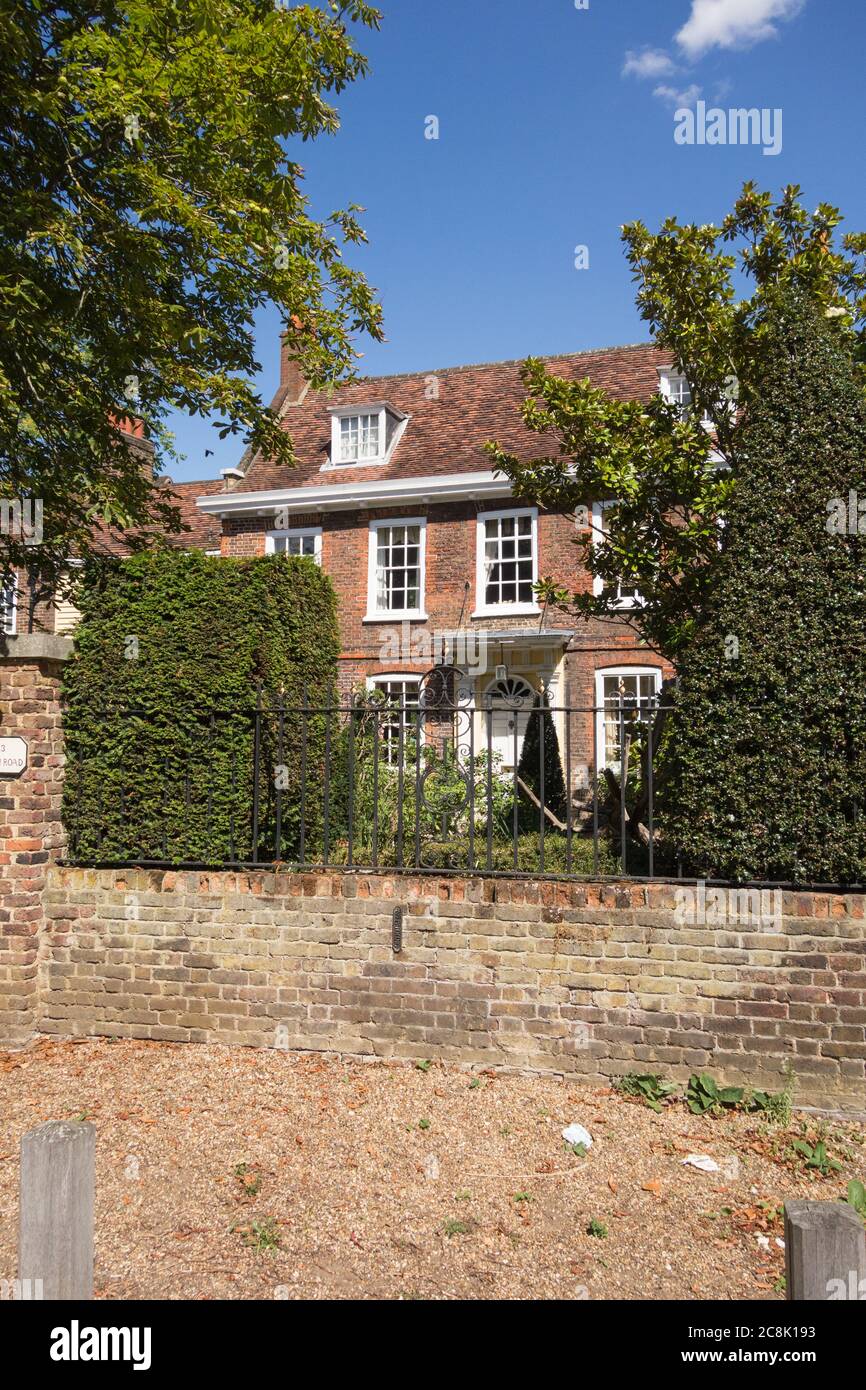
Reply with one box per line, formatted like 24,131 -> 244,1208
365,674 -> 422,766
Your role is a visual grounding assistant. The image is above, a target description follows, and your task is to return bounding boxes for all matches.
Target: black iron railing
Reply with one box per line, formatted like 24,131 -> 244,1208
63,692 -> 676,878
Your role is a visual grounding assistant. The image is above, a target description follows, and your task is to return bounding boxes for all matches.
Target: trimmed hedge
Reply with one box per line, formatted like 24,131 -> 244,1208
63,549 -> 340,864
661,292 -> 866,882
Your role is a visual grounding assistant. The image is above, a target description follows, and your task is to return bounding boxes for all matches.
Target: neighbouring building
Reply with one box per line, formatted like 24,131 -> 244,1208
2,419 -> 223,638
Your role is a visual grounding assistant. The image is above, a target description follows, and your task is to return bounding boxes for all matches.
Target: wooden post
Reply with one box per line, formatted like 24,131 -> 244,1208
785,1200 -> 866,1301
19,1120 -> 95,1300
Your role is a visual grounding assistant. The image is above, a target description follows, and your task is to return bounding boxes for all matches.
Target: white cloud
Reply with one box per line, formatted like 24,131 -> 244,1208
622,47 -> 676,80
653,82 -> 702,108
676,0 -> 806,60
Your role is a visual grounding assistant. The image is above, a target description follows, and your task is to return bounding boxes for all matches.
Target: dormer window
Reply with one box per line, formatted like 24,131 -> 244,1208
340,411 -> 381,463
326,402 -> 408,470
666,372 -> 693,420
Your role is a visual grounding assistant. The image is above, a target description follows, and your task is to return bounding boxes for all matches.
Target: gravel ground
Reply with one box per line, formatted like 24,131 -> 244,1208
0,1039 -> 863,1301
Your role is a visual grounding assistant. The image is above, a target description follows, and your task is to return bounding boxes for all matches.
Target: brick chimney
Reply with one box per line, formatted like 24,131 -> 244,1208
109,412 -> 156,479
279,330 -> 310,406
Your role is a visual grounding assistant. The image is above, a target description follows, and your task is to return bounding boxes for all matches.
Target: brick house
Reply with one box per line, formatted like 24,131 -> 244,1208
2,340 -> 685,787
196,337 -> 682,786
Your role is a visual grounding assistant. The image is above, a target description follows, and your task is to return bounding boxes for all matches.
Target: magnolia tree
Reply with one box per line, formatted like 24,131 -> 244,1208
486,184 -> 866,660
0,0 -> 383,588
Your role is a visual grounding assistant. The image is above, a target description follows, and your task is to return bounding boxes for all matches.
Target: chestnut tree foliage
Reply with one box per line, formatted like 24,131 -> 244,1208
487,185 -> 866,661
0,1 -> 383,588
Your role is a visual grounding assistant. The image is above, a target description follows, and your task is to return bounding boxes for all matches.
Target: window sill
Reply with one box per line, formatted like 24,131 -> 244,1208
591,589 -> 642,610
321,457 -> 388,471
363,612 -> 429,624
470,605 -> 542,620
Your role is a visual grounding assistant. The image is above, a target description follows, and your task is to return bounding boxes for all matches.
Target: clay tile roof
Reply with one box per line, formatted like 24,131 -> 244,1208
235,343 -> 671,493
161,478 -> 223,550
93,477 -> 224,557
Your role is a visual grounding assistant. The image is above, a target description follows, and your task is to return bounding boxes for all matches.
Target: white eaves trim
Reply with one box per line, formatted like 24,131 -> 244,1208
195,470 -> 514,518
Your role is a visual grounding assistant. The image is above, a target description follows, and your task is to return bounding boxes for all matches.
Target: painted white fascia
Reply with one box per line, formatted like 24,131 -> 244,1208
195,470 -> 513,518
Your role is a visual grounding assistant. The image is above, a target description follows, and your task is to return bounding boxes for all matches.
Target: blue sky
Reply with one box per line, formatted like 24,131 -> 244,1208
167,0 -> 866,481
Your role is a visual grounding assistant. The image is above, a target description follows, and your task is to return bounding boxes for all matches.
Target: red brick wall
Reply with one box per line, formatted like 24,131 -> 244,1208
0,643 -> 69,1043
7,568 -> 60,635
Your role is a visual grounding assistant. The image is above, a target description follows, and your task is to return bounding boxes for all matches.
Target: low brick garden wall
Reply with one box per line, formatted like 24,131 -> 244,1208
37,867 -> 866,1115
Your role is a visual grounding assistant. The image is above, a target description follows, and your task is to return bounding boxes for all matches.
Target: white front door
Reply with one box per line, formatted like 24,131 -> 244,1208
481,676 -> 535,770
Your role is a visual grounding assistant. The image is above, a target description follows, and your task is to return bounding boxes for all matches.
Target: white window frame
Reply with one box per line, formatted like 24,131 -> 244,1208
2,572 -> 18,636
658,367 -> 714,430
265,526 -> 323,564
338,408 -> 384,464
594,666 -> 663,770
365,517 -> 427,622
365,673 -> 424,765
590,502 -> 642,610
473,507 -> 540,618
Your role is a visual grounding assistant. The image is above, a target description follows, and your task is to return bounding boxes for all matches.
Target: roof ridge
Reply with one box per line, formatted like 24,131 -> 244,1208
163,477 -> 223,488
350,341 -> 659,386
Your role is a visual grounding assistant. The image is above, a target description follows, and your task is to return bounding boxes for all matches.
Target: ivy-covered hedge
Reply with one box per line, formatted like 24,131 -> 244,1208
661,292 -> 866,883
63,549 -> 340,864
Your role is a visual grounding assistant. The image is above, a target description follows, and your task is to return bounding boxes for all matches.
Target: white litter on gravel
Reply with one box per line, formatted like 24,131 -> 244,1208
682,1154 -> 721,1172
561,1124 -> 593,1150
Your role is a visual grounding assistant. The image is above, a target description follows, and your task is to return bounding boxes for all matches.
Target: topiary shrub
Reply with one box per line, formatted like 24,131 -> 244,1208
516,689 -> 568,829
62,548 -> 339,864
661,291 -> 866,882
